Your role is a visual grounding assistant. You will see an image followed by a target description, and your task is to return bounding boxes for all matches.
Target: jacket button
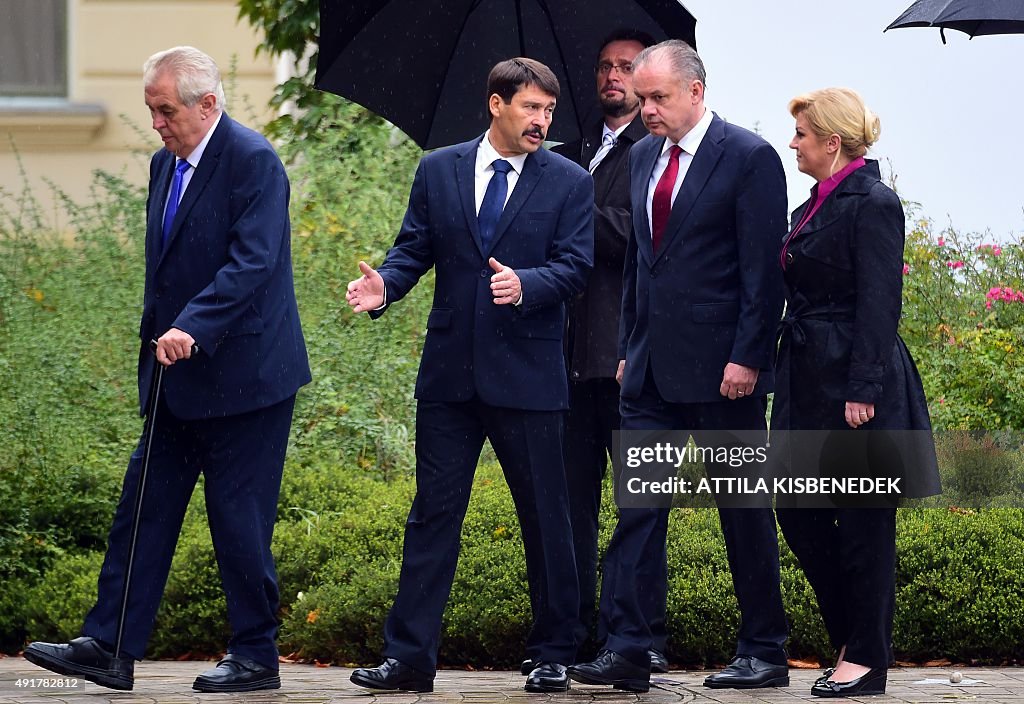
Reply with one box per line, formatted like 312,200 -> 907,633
786,252 -> 794,264
481,269 -> 490,278
572,371 -> 580,379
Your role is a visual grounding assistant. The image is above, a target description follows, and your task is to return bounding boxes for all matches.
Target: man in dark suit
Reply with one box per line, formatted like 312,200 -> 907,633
345,58 -> 593,694
567,40 -> 789,693
23,46 -> 310,693
546,29 -> 668,672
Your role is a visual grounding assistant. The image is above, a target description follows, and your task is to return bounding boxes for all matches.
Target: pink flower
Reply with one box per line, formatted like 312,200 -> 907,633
902,263 -> 910,275
994,246 -> 1003,256
946,260 -> 964,269
939,397 -> 946,405
937,237 -> 946,246
985,286 -> 1024,306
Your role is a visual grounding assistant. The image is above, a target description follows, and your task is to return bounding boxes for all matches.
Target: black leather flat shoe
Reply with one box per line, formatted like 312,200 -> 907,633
350,658 -> 433,692
192,653 -> 280,692
703,655 -> 789,689
23,637 -> 134,691
649,648 -> 669,673
811,667 -> 887,697
567,650 -> 650,692
525,662 -> 569,692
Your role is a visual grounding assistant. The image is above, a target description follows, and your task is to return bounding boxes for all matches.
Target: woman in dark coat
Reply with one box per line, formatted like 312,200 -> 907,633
772,88 -> 940,698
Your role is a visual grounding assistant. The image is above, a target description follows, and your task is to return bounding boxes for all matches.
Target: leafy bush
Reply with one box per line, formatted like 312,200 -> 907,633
901,213 -> 1024,430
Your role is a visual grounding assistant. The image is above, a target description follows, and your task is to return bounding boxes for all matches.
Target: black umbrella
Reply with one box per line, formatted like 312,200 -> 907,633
886,0 -> 1024,42
315,0 -> 696,149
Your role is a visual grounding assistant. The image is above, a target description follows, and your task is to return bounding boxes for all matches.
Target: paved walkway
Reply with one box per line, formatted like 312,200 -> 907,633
1,659 -> 1021,703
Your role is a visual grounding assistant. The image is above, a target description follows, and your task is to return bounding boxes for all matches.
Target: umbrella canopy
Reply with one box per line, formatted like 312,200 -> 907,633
315,0 -> 696,149
886,0 -> 1024,41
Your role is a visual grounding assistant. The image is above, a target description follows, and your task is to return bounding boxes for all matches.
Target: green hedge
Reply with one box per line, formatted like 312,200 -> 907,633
15,459 -> 1024,665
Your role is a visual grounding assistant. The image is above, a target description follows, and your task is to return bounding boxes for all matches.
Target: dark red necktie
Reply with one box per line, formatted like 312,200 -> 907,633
651,145 -> 683,252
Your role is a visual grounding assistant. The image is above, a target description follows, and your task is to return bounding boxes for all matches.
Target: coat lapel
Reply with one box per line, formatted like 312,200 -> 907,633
786,160 -> 880,248
156,114 -> 231,270
653,115 -> 725,263
147,154 -> 174,268
455,136 -> 484,254
632,136 -> 661,266
591,114 -> 646,204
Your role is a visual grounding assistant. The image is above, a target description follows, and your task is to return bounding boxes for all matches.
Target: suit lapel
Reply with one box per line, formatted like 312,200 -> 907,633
489,149 -> 543,252
653,115 -> 725,263
633,136 -> 660,266
147,154 -> 174,269
455,137 -> 484,254
786,161 -> 878,247
156,114 -> 231,270
580,133 -> 601,170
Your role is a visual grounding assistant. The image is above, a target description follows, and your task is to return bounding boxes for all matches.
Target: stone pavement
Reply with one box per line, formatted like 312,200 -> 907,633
1,658 -> 1021,704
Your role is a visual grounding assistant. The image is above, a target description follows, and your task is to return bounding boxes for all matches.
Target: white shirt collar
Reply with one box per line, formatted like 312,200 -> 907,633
181,111 -> 223,169
479,130 -> 529,175
661,107 -> 714,157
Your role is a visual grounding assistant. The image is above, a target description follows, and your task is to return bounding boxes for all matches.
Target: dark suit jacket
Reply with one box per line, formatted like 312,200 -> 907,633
619,113 -> 786,403
139,114 -> 311,420
553,114 -> 647,381
372,135 -> 594,411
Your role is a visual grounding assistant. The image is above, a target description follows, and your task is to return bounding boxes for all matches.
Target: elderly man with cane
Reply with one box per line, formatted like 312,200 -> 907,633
23,45 -> 309,693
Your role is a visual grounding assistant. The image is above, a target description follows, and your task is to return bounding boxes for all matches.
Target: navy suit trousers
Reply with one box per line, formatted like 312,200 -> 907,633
82,393 -> 296,668
600,366 -> 788,668
563,378 -> 667,656
383,399 -> 578,675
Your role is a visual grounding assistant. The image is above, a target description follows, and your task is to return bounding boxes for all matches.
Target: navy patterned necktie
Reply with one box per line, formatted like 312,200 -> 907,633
478,159 -> 512,251
162,158 -> 192,249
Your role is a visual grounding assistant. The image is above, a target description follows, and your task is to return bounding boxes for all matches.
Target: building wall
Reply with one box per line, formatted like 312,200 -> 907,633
0,0 -> 278,229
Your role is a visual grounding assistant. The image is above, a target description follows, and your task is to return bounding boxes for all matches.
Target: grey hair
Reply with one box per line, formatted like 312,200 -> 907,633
632,39 -> 706,88
143,46 -> 225,109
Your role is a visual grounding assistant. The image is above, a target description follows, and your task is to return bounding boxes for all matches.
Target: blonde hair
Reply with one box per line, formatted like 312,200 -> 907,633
788,87 -> 879,161
143,46 -> 225,109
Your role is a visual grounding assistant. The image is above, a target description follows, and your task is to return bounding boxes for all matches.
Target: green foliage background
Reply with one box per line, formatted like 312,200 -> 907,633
1,0 -> 1022,668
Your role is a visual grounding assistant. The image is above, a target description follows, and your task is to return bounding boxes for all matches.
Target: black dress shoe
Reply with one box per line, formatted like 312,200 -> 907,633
567,650 -> 650,692
23,637 -> 134,691
703,655 -> 789,689
811,667 -> 887,697
192,653 -> 280,692
525,662 -> 569,692
649,648 -> 669,673
520,658 -> 535,676
350,658 -> 433,692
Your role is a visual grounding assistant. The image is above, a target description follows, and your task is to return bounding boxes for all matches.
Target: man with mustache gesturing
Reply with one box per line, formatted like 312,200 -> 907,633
345,58 -> 593,694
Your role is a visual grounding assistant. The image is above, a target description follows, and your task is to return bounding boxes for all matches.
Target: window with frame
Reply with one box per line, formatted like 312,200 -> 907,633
0,0 -> 68,97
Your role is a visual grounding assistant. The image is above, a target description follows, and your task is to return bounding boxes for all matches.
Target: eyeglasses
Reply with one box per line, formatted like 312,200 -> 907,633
595,61 -> 634,76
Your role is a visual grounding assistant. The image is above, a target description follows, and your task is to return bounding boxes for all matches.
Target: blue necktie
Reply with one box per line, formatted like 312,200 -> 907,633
478,159 -> 512,251
162,158 -> 191,249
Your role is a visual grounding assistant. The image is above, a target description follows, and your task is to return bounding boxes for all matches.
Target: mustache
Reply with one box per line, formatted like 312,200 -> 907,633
522,127 -> 545,139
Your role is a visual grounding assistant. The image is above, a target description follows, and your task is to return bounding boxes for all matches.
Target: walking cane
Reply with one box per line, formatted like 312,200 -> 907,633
111,339 -> 198,667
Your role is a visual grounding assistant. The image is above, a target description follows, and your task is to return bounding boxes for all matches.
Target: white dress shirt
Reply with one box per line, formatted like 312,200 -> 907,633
474,130 -> 528,214
646,107 -> 714,234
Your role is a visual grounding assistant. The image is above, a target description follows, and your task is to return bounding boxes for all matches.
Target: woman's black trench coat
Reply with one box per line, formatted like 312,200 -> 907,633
772,160 -> 941,499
